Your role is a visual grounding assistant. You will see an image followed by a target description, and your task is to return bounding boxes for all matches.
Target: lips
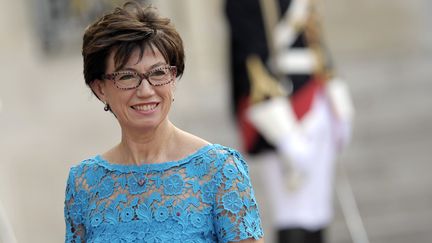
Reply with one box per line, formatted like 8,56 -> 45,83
131,103 -> 158,112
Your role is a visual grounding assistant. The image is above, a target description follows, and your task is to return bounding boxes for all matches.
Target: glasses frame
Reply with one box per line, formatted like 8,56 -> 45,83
102,65 -> 177,90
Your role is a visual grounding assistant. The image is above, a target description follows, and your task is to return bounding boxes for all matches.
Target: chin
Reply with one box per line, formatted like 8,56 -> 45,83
131,116 -> 168,130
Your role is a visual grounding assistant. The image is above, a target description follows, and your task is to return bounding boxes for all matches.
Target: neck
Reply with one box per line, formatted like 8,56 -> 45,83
115,119 -> 178,165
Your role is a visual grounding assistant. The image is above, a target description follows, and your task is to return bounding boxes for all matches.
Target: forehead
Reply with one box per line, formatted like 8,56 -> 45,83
106,45 -> 166,72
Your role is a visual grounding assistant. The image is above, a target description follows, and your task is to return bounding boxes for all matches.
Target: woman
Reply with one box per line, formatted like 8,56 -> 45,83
64,1 -> 264,242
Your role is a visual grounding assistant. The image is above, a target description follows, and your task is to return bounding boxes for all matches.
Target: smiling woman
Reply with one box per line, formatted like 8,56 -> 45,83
64,1 -> 264,242
91,47 -> 177,131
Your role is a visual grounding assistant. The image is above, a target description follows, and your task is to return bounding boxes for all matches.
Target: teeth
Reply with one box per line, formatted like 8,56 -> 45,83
133,104 -> 157,111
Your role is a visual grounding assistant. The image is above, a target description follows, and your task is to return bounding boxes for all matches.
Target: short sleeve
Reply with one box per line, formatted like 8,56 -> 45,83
64,166 -> 86,242
213,148 -> 263,242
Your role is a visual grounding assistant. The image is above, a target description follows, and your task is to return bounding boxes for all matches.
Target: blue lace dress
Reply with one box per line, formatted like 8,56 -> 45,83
64,144 -> 263,242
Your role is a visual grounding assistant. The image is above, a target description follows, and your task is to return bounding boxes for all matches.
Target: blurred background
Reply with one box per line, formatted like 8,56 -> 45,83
0,0 -> 431,242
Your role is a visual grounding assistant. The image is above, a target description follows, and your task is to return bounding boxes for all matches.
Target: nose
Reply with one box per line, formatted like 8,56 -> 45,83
135,77 -> 156,97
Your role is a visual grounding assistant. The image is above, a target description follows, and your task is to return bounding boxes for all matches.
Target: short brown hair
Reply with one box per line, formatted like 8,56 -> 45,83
82,1 -> 185,92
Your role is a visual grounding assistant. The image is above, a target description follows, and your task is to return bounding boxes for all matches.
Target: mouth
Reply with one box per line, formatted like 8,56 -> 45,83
131,103 -> 159,112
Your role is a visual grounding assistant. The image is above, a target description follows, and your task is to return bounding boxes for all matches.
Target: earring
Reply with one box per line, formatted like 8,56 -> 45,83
104,103 -> 110,111
172,97 -> 175,103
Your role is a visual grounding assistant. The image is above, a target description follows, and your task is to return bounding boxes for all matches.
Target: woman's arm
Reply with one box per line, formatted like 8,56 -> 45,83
64,167 -> 86,242
231,238 -> 265,243
212,147 -> 264,243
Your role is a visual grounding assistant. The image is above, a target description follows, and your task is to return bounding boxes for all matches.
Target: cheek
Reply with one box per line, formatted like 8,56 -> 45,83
107,89 -> 133,109
162,86 -> 175,100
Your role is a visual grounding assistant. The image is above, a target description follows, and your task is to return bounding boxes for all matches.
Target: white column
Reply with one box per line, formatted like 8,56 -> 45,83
0,200 -> 17,243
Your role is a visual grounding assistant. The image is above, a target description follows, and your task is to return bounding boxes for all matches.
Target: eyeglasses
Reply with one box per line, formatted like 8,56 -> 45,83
102,65 -> 177,90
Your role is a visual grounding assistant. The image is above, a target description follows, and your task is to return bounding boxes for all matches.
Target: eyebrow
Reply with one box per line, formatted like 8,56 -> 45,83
115,62 -> 167,72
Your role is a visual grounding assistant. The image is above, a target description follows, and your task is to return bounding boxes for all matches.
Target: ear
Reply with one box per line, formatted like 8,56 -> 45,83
170,78 -> 177,92
90,79 -> 107,102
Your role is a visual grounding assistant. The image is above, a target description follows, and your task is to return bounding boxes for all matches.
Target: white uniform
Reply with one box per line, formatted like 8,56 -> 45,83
258,89 -> 352,230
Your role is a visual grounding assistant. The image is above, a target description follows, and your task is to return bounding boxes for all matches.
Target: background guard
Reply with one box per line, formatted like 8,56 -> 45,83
225,0 -> 354,242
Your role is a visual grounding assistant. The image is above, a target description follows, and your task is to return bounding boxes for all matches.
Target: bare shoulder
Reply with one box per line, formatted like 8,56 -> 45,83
172,128 -> 211,156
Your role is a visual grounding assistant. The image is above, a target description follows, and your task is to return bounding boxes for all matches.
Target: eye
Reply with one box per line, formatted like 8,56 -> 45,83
116,72 -> 137,81
113,72 -> 140,89
151,69 -> 168,77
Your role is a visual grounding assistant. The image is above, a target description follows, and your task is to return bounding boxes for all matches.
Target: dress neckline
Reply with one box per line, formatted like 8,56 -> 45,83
92,143 -> 217,173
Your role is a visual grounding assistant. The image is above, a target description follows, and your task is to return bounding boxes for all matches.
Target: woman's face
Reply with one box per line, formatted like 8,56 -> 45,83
94,46 -> 176,131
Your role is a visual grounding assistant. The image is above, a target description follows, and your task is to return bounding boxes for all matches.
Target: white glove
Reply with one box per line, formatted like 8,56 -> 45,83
246,96 -> 297,146
247,97 -> 306,191
326,78 -> 355,121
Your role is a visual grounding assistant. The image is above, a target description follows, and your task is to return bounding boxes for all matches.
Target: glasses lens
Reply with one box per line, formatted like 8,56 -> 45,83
114,72 -> 140,89
148,67 -> 173,85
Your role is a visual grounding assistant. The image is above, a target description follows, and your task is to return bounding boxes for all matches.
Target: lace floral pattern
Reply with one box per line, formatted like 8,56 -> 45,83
64,144 -> 263,242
